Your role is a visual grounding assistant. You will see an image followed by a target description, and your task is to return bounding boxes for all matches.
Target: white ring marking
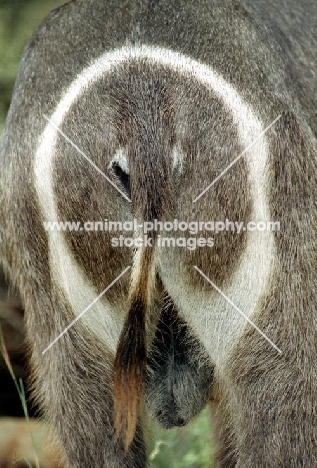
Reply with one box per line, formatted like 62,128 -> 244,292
34,44 -> 274,358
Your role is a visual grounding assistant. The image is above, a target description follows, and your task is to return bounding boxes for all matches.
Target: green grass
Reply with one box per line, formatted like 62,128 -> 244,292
148,407 -> 215,468
0,326 -> 40,468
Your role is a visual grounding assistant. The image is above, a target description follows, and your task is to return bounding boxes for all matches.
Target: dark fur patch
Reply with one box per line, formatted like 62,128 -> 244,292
113,245 -> 155,449
114,294 -> 147,449
146,298 -> 213,428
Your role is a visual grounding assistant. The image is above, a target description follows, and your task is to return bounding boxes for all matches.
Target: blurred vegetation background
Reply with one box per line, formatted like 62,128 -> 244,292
0,0 -> 66,130
0,0 -> 214,466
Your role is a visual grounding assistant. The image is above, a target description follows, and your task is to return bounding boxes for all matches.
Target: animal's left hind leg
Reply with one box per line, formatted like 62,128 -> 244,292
211,392 -> 237,468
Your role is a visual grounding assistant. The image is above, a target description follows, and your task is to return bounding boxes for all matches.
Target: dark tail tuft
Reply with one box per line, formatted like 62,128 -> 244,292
113,247 -> 155,450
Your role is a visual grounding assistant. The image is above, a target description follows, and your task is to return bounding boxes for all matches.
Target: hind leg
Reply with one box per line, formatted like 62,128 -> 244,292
27,297 -> 147,468
222,324 -> 317,467
210,386 -> 237,468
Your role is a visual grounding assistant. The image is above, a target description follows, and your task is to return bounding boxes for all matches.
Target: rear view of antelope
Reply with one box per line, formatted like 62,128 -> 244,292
1,0 -> 317,466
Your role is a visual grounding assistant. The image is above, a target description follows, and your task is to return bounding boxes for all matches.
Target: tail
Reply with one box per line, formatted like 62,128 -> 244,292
112,81 -> 175,448
113,242 -> 156,449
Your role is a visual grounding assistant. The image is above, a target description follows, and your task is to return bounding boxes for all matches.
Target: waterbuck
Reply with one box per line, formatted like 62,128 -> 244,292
0,0 -> 316,466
